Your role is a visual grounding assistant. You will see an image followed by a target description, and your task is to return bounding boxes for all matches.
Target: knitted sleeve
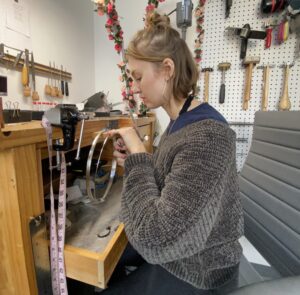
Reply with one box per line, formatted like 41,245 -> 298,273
121,125 -> 236,264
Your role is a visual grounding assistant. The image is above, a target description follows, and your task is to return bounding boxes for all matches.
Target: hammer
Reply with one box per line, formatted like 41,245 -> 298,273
201,67 -> 213,103
218,62 -> 231,104
257,64 -> 275,111
243,56 -> 260,110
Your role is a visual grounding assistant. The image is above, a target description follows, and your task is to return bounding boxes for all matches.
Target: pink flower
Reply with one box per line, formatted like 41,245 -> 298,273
97,7 -> 105,16
106,27 -> 112,33
158,0 -> 165,2
122,91 -> 126,97
108,34 -> 114,40
107,3 -> 113,13
106,18 -> 113,26
195,57 -> 201,63
194,41 -> 201,49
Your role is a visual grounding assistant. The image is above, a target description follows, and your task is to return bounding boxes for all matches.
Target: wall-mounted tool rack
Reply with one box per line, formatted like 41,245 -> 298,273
0,44 -> 72,81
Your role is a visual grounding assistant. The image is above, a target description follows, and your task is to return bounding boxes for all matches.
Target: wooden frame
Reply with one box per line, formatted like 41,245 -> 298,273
0,115 -> 155,294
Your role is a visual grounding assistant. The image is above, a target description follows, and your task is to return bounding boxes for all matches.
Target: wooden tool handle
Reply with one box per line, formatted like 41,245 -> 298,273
32,91 -> 40,101
243,64 -> 250,110
204,71 -> 209,102
244,63 -> 254,102
22,63 -> 28,86
279,65 -> 291,111
262,66 -> 270,111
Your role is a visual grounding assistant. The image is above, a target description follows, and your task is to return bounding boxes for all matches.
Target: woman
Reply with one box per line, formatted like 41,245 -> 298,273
103,12 -> 244,295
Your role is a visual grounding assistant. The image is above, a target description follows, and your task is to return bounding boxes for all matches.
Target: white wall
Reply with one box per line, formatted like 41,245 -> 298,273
93,0 -> 198,134
1,0 -> 198,133
0,0 -> 95,110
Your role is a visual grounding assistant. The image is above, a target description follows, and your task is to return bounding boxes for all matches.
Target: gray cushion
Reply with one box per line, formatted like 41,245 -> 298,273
239,111 -> 300,277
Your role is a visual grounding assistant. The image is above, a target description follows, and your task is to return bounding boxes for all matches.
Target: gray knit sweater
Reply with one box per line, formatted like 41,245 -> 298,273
121,119 -> 244,289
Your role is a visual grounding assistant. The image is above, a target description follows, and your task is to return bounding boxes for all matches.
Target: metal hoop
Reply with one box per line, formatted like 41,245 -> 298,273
86,130 -> 117,203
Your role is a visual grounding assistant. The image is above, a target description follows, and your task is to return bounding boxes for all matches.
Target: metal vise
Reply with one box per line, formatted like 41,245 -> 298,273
44,104 -> 87,151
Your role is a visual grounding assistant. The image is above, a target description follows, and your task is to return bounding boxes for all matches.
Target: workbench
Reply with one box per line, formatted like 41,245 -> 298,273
0,115 -> 155,295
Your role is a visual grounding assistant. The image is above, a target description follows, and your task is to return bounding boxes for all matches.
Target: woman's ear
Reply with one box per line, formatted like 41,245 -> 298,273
162,58 -> 175,81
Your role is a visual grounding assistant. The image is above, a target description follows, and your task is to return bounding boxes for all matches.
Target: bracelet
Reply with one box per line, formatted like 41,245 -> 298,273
86,130 -> 117,203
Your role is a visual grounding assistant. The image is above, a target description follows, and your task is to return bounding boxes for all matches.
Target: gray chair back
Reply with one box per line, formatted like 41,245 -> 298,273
239,111 -> 300,276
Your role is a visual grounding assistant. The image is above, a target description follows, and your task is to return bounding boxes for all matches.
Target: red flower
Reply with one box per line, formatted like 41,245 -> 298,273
158,0 -> 165,2
146,4 -> 155,12
115,43 -> 122,52
108,34 -> 114,40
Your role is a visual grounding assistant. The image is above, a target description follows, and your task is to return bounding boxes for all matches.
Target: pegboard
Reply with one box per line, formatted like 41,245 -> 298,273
199,0 -> 300,171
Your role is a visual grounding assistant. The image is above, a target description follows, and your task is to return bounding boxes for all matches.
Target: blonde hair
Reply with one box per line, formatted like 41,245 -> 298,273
126,12 -> 199,100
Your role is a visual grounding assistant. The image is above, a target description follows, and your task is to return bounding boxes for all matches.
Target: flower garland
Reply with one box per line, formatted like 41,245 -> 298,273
194,0 -> 206,64
145,0 -> 166,15
93,0 -> 136,110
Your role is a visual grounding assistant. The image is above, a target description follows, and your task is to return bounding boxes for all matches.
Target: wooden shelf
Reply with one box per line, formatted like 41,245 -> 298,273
0,53 -> 72,81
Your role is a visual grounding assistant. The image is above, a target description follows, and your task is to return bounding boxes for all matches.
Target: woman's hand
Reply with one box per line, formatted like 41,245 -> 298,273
105,127 -> 146,167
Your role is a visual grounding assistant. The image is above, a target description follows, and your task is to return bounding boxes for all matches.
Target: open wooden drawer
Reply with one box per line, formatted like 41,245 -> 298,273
64,223 -> 127,289
63,180 -> 128,289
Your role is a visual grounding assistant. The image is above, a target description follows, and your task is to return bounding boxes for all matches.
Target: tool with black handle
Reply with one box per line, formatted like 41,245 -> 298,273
61,65 -> 65,95
226,24 -> 266,59
218,62 -> 231,104
225,0 -> 232,18
65,67 -> 69,97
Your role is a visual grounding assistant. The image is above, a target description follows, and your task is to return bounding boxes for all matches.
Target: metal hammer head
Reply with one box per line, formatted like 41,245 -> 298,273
201,67 -> 213,72
278,62 -> 295,69
243,56 -> 260,65
218,62 -> 231,71
257,64 -> 275,69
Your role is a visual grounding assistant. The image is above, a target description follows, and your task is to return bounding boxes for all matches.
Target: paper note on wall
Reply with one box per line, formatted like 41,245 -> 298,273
6,0 -> 30,37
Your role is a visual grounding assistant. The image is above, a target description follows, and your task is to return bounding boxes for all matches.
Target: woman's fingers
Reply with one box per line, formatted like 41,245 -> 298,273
113,150 -> 127,159
113,150 -> 127,167
104,127 -> 145,154
103,129 -> 120,137
114,138 -> 127,152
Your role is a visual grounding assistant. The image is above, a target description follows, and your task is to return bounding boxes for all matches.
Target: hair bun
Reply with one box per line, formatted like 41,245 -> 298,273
145,12 -> 170,30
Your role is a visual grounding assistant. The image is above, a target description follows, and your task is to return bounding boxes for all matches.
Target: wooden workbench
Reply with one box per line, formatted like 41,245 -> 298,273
0,115 -> 155,295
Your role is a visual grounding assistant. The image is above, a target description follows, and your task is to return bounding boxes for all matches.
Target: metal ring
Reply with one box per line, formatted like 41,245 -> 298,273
86,130 -> 117,203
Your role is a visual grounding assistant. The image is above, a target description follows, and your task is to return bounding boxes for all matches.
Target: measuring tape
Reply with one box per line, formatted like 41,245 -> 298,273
42,117 -> 68,295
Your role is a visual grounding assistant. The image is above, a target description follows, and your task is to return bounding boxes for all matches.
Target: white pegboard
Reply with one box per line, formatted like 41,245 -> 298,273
199,0 -> 300,170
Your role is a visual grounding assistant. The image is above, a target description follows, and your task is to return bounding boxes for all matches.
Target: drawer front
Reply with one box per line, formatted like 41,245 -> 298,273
64,224 -> 127,289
